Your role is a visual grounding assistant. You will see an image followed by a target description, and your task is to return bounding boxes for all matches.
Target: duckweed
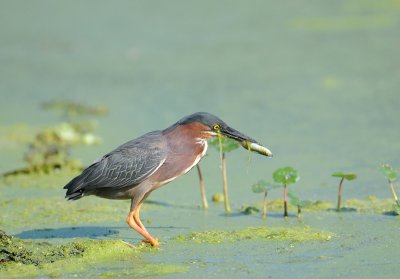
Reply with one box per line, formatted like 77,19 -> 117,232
99,264 -> 189,278
175,226 -> 333,244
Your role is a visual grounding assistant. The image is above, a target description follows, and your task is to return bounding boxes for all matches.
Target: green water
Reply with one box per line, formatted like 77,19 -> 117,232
1,0 -> 400,278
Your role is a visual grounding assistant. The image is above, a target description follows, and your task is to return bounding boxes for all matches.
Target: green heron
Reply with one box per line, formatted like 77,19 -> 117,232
64,112 -> 272,246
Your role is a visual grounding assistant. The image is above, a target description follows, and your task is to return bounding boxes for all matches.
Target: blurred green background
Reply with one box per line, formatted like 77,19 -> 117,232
1,0 -> 399,203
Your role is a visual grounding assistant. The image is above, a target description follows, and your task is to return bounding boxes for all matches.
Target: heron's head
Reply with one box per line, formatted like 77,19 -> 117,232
177,112 -> 273,157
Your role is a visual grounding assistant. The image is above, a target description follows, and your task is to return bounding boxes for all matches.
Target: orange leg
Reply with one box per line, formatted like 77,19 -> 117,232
126,209 -> 159,247
133,203 -> 148,233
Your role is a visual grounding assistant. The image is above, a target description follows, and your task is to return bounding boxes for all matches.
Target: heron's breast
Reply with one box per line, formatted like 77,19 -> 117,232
150,124 -> 210,187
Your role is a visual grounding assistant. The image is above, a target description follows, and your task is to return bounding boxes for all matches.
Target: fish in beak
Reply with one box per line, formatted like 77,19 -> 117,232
219,126 -> 273,157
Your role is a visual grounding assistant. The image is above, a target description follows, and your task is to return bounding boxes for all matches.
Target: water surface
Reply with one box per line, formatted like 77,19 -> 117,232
1,1 -> 400,278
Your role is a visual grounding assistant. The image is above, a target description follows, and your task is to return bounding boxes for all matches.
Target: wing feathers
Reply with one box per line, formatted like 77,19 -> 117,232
64,131 -> 166,200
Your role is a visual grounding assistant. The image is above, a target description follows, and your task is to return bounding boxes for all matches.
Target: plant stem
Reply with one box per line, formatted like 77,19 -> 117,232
283,184 -> 288,217
262,190 -> 268,220
221,153 -> 230,215
196,164 -> 208,209
337,177 -> 344,211
388,180 -> 400,206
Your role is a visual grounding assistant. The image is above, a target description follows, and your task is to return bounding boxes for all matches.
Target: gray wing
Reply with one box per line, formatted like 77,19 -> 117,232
64,131 -> 166,197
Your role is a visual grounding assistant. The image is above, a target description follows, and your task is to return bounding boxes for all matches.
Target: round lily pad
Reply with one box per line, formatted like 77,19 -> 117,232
251,181 -> 267,193
331,172 -> 357,180
273,167 -> 299,185
251,180 -> 280,193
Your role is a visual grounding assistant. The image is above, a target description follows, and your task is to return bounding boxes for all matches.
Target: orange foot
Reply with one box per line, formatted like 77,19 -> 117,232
141,238 -> 159,247
127,207 -> 159,247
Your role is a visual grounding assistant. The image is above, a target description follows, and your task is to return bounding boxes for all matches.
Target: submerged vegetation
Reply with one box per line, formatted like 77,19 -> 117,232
331,172 -> 357,211
3,100 -> 106,177
23,122 -> 100,169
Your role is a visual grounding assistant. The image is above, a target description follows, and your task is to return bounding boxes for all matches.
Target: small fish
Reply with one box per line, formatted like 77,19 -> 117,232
242,141 -> 273,157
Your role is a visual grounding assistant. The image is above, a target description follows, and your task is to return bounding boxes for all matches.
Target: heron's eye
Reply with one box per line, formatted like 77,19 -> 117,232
213,124 -> 220,131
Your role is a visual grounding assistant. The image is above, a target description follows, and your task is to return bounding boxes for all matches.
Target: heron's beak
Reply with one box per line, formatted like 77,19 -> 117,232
220,126 -> 273,157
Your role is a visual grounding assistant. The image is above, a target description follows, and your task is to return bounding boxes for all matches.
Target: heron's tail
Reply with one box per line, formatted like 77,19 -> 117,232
63,174 -> 86,200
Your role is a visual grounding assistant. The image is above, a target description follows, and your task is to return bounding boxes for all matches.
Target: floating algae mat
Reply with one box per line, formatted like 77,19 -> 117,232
343,196 -> 398,213
261,198 -> 333,212
0,230 -> 187,278
0,230 -> 137,277
241,196 -> 398,215
1,229 -> 87,266
175,226 -> 333,244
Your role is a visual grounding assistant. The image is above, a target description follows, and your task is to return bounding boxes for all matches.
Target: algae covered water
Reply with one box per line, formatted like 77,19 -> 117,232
1,0 -> 400,278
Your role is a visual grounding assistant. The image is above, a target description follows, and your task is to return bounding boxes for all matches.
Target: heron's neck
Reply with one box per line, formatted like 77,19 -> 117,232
163,123 -> 209,154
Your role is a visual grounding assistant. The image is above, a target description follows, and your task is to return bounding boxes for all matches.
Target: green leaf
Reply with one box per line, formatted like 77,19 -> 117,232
251,181 -> 266,193
251,180 -> 281,193
288,192 -> 312,207
209,137 -> 240,153
272,166 -> 299,185
378,164 -> 397,182
331,172 -> 357,180
251,180 -> 279,193
287,192 -> 300,206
